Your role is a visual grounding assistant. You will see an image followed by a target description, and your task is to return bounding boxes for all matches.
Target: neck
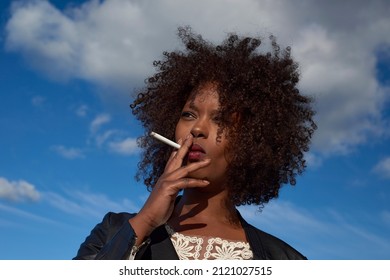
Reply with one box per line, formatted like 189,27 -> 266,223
172,188 -> 240,226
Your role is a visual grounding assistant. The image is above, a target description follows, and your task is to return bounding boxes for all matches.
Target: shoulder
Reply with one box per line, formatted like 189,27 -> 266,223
88,212 -> 137,243
99,212 -> 135,227
241,217 -> 307,260
73,212 -> 138,260
255,226 -> 307,259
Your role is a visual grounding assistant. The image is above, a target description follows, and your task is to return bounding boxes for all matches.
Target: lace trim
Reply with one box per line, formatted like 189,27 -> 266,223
165,224 -> 253,260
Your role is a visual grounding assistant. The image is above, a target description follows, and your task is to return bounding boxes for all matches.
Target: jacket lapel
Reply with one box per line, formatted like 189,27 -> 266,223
238,211 -> 267,260
136,202 -> 267,260
138,224 -> 179,260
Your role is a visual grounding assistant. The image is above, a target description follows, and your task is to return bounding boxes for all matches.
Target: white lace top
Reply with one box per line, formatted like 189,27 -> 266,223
165,224 -> 253,260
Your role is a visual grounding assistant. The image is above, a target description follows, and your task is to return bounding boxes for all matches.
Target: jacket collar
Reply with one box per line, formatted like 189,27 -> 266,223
138,196 -> 266,260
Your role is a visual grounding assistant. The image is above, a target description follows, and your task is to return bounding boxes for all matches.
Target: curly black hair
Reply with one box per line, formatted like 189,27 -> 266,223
130,26 -> 316,206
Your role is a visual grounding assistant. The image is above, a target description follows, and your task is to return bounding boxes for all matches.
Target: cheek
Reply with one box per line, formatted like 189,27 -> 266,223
213,146 -> 230,167
175,123 -> 182,139
174,125 -> 179,142
175,122 -> 188,142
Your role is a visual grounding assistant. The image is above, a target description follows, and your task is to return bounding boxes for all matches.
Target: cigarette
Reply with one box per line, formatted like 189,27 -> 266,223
150,131 -> 181,149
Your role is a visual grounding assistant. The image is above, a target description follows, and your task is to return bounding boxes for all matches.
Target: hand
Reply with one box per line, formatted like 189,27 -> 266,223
129,134 -> 211,242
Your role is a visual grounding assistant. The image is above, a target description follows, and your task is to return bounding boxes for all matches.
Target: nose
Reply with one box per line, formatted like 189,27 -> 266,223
190,117 -> 209,139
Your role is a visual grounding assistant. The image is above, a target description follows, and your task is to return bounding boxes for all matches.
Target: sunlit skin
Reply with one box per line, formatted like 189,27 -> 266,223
129,82 -> 247,243
175,83 -> 229,189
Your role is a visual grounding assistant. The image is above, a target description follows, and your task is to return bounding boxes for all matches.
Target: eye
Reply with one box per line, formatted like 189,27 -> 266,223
211,112 -> 222,123
181,111 -> 196,119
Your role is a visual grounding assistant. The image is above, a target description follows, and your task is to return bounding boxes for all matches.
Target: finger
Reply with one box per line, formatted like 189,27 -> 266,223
165,138 -> 183,168
166,158 -> 211,180
167,177 -> 210,192
165,134 -> 193,172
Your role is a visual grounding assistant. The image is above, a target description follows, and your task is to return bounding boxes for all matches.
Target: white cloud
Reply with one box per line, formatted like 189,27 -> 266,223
75,104 -> 88,117
94,129 -> 119,147
5,0 -> 160,89
373,157 -> 390,179
240,200 -> 329,236
0,177 -> 40,202
381,210 -> 390,226
31,95 -> 45,107
108,137 -> 139,156
294,23 -> 388,155
90,113 -> 111,133
43,189 -> 139,219
304,152 -> 323,169
88,124 -> 139,155
0,202 -> 70,232
51,145 -> 85,159
4,0 -> 390,157
52,112 -> 136,156
240,200 -> 390,259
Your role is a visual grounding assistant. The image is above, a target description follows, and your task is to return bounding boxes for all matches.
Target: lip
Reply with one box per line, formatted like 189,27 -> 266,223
188,144 -> 206,162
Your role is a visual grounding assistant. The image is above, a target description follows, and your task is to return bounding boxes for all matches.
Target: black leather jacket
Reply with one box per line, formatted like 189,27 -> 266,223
74,211 -> 307,260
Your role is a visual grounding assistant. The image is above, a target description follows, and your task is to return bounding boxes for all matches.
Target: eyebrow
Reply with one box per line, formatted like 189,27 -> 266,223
188,101 -> 198,111
186,101 -> 220,117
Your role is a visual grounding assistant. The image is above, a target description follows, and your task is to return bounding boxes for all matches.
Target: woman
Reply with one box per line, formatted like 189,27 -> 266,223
74,26 -> 316,260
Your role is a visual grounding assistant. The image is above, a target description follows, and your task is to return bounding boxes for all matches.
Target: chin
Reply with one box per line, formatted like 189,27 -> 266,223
188,170 -> 209,181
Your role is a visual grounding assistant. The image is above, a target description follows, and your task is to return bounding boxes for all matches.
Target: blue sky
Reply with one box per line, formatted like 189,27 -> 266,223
0,0 -> 389,260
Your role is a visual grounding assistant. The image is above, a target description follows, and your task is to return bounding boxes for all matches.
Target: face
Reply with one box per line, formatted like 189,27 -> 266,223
175,82 -> 229,187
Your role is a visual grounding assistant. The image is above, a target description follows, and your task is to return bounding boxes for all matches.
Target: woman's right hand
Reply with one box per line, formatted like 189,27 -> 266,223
128,134 -> 210,243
